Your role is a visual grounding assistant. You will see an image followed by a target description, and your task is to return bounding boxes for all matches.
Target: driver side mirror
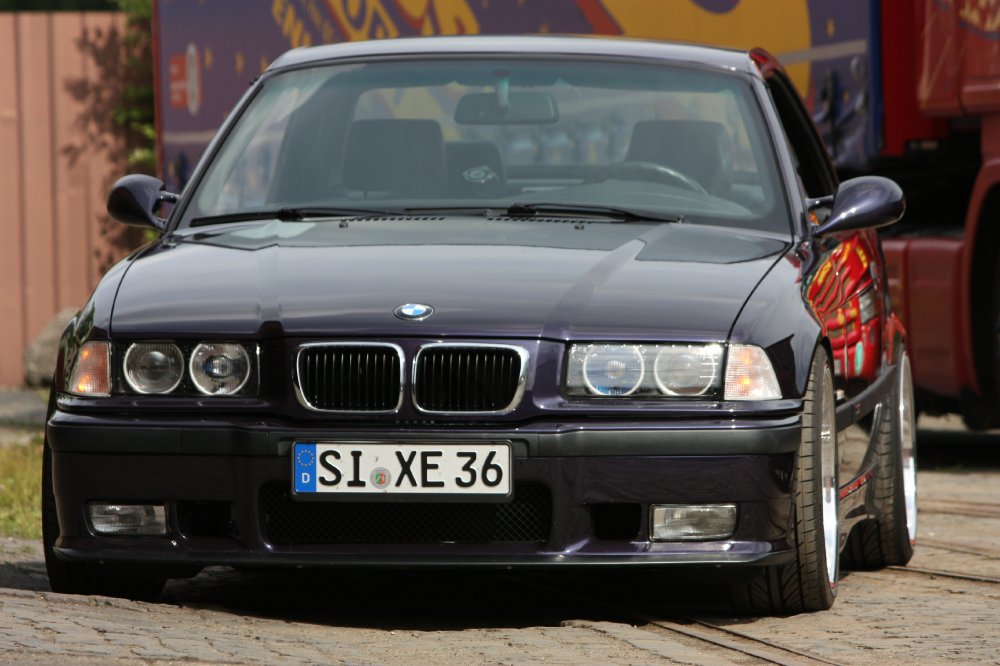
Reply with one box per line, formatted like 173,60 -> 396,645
813,176 -> 905,237
106,174 -> 179,232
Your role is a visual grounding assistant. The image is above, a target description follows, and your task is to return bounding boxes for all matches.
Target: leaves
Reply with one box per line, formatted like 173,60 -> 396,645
0,434 -> 43,539
113,0 -> 156,174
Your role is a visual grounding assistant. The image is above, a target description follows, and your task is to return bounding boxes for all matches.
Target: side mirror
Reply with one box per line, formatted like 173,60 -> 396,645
106,174 -> 179,231
813,176 -> 905,237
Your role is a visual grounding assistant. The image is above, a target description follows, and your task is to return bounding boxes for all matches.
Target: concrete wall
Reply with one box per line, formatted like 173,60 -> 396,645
0,12 -> 137,387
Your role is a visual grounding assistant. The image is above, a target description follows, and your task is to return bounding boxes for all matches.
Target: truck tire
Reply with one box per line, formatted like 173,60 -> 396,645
842,353 -> 917,568
730,347 -> 839,614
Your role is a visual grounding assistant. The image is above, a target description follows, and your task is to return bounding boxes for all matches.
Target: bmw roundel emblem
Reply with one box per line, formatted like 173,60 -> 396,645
394,303 -> 434,320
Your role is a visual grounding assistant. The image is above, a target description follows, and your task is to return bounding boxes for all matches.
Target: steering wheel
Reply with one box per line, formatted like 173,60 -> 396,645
598,161 -> 707,194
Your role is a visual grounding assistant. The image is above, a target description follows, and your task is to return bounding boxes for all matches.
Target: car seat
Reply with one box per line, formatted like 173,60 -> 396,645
343,119 -> 448,197
625,119 -> 733,196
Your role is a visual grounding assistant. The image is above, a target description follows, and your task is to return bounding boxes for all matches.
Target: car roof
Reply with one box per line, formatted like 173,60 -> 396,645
267,34 -> 760,77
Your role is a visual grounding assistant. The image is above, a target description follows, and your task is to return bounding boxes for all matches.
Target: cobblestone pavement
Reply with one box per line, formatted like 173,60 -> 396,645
0,540 -> 740,665
1,418 -> 998,665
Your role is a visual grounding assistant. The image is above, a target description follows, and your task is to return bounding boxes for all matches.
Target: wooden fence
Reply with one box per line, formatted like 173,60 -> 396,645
0,11 -> 136,387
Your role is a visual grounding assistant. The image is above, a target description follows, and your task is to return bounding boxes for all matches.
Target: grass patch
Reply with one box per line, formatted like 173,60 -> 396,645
0,432 -> 43,539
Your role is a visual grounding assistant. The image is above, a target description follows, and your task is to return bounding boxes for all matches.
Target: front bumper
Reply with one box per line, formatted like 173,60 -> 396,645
47,410 -> 800,572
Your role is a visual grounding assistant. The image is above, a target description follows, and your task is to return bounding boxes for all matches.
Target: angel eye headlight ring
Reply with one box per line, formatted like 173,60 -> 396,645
581,344 -> 645,396
189,343 -> 251,395
123,342 -> 184,394
653,344 -> 722,397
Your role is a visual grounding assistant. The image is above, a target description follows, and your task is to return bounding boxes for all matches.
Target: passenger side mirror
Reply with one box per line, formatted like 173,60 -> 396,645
813,176 -> 905,237
107,174 -> 179,231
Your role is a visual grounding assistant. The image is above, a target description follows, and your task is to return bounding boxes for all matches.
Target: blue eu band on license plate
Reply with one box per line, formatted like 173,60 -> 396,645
293,441 -> 511,496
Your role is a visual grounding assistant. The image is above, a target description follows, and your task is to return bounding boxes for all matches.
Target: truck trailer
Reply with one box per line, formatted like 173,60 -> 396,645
153,0 -> 1000,426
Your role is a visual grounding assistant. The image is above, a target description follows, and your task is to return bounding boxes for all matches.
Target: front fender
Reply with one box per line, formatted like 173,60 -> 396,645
729,246 -> 822,400
55,254 -> 138,392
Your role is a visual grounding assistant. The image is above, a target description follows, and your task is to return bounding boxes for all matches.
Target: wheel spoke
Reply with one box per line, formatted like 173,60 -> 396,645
899,354 -> 918,545
821,366 -> 839,589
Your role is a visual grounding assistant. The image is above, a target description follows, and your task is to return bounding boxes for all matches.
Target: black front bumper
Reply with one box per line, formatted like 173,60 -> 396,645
47,411 -> 800,571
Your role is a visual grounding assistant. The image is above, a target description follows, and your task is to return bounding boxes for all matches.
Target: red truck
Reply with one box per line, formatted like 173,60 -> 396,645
876,1 -> 1000,428
153,0 -> 1000,426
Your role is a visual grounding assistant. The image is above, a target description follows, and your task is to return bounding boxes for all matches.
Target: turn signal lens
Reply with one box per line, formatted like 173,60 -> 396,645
189,343 -> 251,395
724,344 -> 781,400
68,342 -> 111,396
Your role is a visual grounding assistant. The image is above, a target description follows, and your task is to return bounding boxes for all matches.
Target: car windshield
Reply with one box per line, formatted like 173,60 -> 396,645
181,57 -> 790,234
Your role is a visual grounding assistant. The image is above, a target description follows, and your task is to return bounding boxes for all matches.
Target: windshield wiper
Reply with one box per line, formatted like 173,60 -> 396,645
504,203 -> 683,223
189,207 -> 400,227
403,203 -> 683,223
403,206 -> 495,216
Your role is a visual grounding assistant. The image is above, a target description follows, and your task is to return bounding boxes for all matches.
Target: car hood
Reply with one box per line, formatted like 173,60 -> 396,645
111,217 -> 789,340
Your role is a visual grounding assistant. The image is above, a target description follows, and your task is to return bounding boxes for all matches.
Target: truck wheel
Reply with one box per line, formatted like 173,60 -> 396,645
730,348 -> 839,614
43,432 -> 165,602
842,353 -> 917,568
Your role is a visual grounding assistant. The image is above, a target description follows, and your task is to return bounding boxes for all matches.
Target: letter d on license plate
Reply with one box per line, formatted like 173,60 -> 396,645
293,441 -> 511,497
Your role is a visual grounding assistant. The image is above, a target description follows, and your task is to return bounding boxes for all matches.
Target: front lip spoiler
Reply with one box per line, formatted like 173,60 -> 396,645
53,547 -> 795,569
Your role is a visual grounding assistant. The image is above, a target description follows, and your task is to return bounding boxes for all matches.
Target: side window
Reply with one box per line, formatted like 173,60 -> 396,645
766,73 -> 837,199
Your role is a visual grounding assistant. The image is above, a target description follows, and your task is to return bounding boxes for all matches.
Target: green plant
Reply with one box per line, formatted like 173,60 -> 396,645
114,0 -> 155,174
0,434 -> 43,539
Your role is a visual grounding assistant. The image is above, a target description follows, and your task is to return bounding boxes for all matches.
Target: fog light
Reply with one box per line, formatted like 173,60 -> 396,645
88,503 -> 167,536
650,504 -> 736,541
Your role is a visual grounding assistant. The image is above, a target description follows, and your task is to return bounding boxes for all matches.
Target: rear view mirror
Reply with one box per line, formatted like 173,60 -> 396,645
107,174 -> 179,232
454,92 -> 559,125
813,176 -> 905,236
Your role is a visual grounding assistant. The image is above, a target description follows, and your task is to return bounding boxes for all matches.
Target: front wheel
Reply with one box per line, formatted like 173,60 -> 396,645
730,347 -> 839,614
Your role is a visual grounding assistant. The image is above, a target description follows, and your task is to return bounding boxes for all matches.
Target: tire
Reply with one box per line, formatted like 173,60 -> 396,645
730,347 -> 839,614
42,427 -> 165,602
842,352 -> 917,568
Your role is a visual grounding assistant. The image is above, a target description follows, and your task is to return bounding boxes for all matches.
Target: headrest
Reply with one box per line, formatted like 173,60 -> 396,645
626,120 -> 733,195
343,119 -> 447,196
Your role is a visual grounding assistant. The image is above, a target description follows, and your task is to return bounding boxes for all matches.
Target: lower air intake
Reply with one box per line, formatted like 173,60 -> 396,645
260,482 -> 551,545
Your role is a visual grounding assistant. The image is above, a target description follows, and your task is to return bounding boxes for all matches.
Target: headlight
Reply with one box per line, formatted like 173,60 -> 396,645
566,343 -> 723,398
724,344 -> 781,400
654,345 -> 721,396
189,343 -> 251,395
68,341 -> 111,396
581,344 -> 645,396
123,342 -> 184,394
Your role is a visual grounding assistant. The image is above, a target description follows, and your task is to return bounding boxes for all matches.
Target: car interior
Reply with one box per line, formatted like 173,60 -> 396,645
189,60 -> 790,234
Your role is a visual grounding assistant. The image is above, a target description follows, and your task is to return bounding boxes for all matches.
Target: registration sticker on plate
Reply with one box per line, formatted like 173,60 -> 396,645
292,441 -> 511,497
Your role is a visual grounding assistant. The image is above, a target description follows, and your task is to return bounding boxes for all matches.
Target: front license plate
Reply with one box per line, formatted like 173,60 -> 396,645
292,441 -> 511,497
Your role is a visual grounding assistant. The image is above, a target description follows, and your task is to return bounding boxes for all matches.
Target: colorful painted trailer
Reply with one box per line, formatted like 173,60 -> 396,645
155,0 -> 883,189
153,0 -> 1000,425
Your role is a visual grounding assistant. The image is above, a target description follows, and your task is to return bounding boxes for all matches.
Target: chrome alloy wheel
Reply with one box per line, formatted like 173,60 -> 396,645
820,365 -> 839,590
898,353 -> 918,546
